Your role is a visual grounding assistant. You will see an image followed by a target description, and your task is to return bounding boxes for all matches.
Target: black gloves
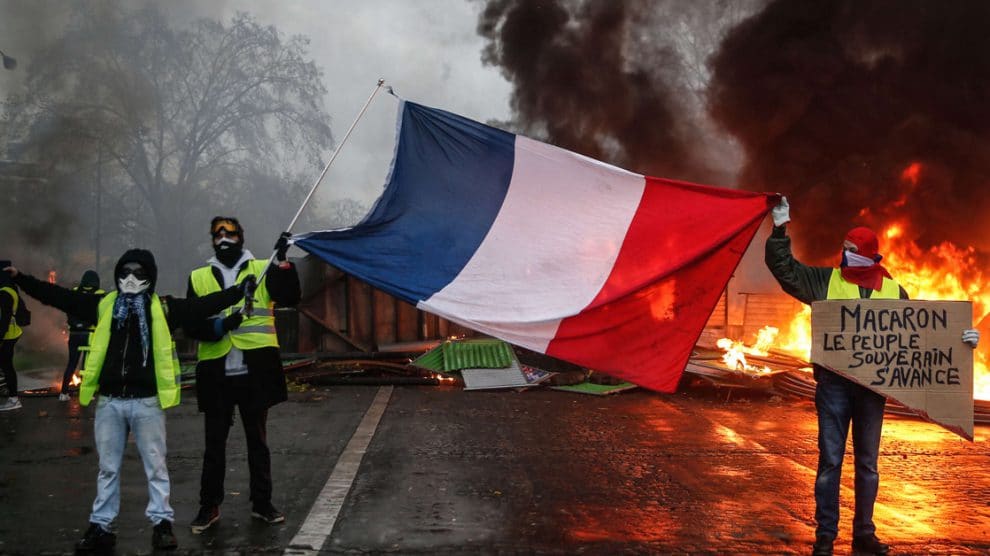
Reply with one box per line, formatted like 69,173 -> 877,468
241,274 -> 257,297
274,232 -> 292,262
222,310 -> 244,332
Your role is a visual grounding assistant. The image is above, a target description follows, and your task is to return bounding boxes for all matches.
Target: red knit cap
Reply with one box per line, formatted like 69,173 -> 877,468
841,226 -> 892,290
844,227 -> 880,260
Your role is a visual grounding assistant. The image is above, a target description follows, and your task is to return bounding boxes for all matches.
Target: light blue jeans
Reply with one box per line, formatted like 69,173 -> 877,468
90,396 -> 174,527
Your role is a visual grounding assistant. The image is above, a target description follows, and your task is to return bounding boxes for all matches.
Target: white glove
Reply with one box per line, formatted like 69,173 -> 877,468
963,329 -> 980,348
771,196 -> 790,227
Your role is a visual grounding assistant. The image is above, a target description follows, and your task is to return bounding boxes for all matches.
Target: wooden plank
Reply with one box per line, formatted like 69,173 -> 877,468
373,289 -> 396,347
396,299 -> 420,342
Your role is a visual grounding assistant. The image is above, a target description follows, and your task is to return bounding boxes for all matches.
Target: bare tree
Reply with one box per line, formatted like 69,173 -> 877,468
4,3 -> 333,288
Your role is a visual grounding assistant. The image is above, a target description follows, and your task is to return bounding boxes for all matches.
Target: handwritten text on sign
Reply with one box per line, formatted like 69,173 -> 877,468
811,300 -> 973,440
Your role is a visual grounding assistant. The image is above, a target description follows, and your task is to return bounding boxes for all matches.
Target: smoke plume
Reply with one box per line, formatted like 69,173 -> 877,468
478,0 -> 719,182
709,0 -> 990,262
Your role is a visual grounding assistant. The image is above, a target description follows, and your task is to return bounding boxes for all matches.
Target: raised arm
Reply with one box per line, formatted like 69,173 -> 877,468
9,270 -> 101,323
765,225 -> 833,305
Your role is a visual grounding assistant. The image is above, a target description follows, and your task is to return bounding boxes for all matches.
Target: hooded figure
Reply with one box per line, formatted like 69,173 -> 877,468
5,250 -> 246,552
60,269 -> 106,400
80,269 -> 100,290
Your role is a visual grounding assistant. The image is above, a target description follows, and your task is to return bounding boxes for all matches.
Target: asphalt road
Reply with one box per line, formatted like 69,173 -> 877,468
1,373 -> 990,555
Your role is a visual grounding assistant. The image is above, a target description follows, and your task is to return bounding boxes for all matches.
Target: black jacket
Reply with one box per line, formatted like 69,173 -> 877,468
0,271 -> 18,338
68,270 -> 101,333
17,267 -> 241,399
0,289 -> 13,340
186,259 -> 300,412
766,225 -> 909,378
765,225 -> 909,304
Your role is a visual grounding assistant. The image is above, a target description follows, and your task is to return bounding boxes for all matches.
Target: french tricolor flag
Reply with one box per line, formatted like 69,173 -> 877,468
295,100 -> 777,392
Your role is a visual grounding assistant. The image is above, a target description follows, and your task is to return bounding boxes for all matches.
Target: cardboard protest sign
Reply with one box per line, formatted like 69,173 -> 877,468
811,300 -> 974,440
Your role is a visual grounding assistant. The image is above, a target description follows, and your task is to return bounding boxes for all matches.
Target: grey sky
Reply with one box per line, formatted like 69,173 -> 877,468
199,1 -> 516,215
0,0 -> 514,217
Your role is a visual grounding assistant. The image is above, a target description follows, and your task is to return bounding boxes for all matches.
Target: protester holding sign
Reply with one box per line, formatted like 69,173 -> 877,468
765,197 -> 979,556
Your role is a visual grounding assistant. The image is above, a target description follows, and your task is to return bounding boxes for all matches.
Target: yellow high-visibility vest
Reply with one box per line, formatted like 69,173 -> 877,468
826,268 -> 902,300
190,260 -> 278,361
79,292 -> 181,409
1,286 -> 22,341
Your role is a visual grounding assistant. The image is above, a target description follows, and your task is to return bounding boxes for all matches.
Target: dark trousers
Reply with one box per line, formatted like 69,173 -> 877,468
0,339 -> 17,395
813,367 -> 886,540
61,333 -> 87,394
199,375 -> 272,508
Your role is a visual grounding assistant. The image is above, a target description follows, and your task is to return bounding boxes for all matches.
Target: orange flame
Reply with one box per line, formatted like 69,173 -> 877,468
716,326 -> 778,374
900,161 -> 922,185
771,217 -> 989,398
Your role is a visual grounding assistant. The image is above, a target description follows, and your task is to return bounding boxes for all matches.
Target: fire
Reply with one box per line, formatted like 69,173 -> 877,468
900,162 -> 921,185
48,270 -> 57,284
69,372 -> 81,387
883,226 -> 989,398
769,213 -> 990,398
716,326 -> 778,374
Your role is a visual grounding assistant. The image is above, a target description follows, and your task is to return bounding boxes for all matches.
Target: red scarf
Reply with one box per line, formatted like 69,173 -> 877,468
840,227 -> 892,291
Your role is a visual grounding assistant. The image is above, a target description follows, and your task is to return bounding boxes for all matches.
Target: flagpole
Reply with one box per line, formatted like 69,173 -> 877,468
262,78 -> 386,272
246,78 -> 385,311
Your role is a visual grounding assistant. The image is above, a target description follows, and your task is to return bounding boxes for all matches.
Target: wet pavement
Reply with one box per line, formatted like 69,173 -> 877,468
2,371 -> 990,555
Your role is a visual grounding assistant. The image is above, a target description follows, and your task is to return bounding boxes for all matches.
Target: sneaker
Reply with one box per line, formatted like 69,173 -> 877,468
251,503 -> 285,524
0,397 -> 22,411
75,522 -> 116,553
152,519 -> 178,550
190,505 -> 220,534
812,535 -> 834,556
852,534 -> 890,555
59,393 -> 70,402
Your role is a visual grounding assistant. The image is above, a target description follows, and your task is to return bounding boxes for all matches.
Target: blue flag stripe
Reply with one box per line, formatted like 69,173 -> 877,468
295,101 -> 516,303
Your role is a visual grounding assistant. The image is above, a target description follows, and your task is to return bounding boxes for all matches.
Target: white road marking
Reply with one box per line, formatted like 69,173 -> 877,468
284,386 -> 394,554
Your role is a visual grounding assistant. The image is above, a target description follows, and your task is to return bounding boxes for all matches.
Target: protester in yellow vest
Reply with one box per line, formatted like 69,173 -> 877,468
0,268 -> 24,412
765,197 -> 980,556
3,249 -> 246,553
185,217 -> 300,533
60,270 -> 103,402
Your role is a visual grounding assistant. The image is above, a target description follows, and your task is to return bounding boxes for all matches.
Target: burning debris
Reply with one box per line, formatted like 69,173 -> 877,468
708,0 -> 990,399
710,0 -> 990,258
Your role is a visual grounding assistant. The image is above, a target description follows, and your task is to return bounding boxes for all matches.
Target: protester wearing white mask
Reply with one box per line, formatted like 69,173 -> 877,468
4,249 -> 247,553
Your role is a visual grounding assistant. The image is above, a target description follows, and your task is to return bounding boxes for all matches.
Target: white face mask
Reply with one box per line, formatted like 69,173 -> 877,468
117,274 -> 150,294
843,249 -> 876,268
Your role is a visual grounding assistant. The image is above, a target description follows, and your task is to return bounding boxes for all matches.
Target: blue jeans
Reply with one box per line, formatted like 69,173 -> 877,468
90,396 -> 174,527
813,367 -> 886,539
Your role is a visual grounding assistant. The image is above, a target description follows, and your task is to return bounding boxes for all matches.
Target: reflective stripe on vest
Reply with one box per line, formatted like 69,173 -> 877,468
826,268 -> 902,300
1,286 -> 22,341
79,292 -> 181,409
190,260 -> 279,361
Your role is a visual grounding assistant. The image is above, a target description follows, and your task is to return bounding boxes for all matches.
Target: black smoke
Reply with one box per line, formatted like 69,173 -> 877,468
709,0 -> 990,262
478,0 -> 716,182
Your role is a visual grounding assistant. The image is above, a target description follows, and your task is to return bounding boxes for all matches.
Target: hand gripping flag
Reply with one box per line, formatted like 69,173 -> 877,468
294,100 -> 778,392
